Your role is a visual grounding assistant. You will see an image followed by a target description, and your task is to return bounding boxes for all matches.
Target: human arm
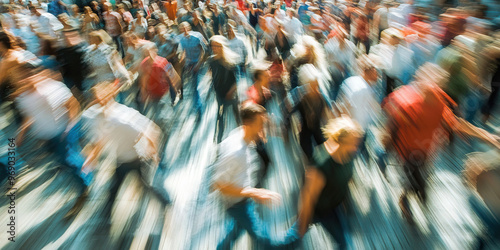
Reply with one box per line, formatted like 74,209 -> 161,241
213,183 -> 281,204
297,167 -> 326,236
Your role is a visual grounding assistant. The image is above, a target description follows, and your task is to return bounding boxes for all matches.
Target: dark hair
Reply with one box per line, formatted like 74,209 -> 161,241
253,69 -> 267,81
240,103 -> 266,124
0,31 -> 13,50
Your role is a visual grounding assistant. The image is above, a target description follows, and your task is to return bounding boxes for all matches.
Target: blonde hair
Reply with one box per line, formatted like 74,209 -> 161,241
210,35 -> 239,67
322,116 -> 364,143
291,35 -> 330,80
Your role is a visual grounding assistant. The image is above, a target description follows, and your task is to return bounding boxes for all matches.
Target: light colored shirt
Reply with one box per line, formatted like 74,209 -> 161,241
213,127 -> 260,207
228,35 -> 247,65
339,76 -> 380,130
82,102 -> 154,163
33,12 -> 63,37
16,78 -> 72,140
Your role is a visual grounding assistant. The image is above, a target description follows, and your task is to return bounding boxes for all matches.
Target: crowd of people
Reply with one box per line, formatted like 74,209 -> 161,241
1,0 -> 500,249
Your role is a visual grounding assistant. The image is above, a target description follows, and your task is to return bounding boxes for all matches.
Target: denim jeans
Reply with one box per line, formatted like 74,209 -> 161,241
182,63 -> 203,114
217,199 -> 300,250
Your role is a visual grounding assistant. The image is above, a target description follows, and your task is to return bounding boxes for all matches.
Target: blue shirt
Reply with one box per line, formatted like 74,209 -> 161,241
178,31 -> 207,64
47,0 -> 67,17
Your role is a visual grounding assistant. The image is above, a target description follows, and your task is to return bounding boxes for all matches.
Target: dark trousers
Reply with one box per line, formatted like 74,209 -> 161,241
313,207 -> 348,250
482,85 -> 499,118
299,127 -> 325,161
106,159 -> 169,218
181,63 -> 202,113
215,96 -> 240,143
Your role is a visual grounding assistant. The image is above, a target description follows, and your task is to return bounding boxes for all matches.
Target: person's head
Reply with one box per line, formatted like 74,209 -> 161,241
287,8 -> 296,18
92,82 -> 119,106
357,55 -> 378,85
298,64 -> 320,91
88,30 -> 107,45
322,116 -> 364,160
253,68 -> 270,87
117,3 -> 125,13
180,21 -> 191,35
136,10 -> 144,19
71,4 -> 79,15
142,42 -> 158,59
210,35 -> 225,57
413,62 -> 449,91
103,2 -> 111,12
123,31 -> 139,46
28,5 -> 39,16
227,20 -> 237,39
241,102 -> 267,141
0,31 -> 14,54
84,6 -> 92,14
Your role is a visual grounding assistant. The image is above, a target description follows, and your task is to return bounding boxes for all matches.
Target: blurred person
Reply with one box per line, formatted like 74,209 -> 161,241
162,0 -> 177,21
209,4 -> 226,36
47,0 -> 67,18
29,5 -> 64,38
337,55 -> 381,131
0,31 -> 24,103
288,35 -> 329,90
137,42 -> 174,123
102,2 -> 125,57
480,39 -> 500,124
178,21 -> 207,114
407,21 -> 441,71
129,11 -> 148,38
0,5 -> 16,31
123,31 -> 153,74
11,64 -> 90,218
275,24 -> 291,61
226,22 -> 248,81
212,103 -> 300,249
324,27 -> 356,101
81,82 -> 169,222
436,37 -> 479,113
68,4 -> 81,28
285,64 -> 333,161
83,30 -> 131,94
209,35 -> 239,143
81,6 -> 100,39
192,10 -> 209,41
372,0 -> 390,41
297,116 -> 364,250
382,63 -> 500,224
56,28 -> 88,98
248,3 -> 262,29
463,150 -> 500,250
117,3 -> 133,32
284,8 -> 303,44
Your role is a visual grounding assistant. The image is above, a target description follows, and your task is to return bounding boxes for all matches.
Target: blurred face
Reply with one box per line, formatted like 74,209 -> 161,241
94,84 -> 117,106
211,41 -> 222,56
259,70 -> 270,86
247,114 -> 266,140
72,5 -> 79,13
89,35 -> 100,45
103,4 -> 109,11
338,134 -> 362,160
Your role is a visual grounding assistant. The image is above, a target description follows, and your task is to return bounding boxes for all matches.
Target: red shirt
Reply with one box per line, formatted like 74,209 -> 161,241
246,85 -> 271,106
382,85 -> 457,161
140,56 -> 170,99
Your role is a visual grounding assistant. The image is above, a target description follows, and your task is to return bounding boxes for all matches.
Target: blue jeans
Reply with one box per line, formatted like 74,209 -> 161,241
469,195 -> 500,249
182,63 -> 203,114
217,199 -> 300,250
48,121 -> 92,188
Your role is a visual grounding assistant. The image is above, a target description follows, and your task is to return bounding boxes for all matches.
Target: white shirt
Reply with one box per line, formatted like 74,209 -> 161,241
213,127 -> 259,207
16,79 -> 72,140
285,16 -> 304,42
339,76 -> 380,130
32,12 -> 63,37
324,38 -> 356,76
228,35 -> 248,65
82,102 -> 154,163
